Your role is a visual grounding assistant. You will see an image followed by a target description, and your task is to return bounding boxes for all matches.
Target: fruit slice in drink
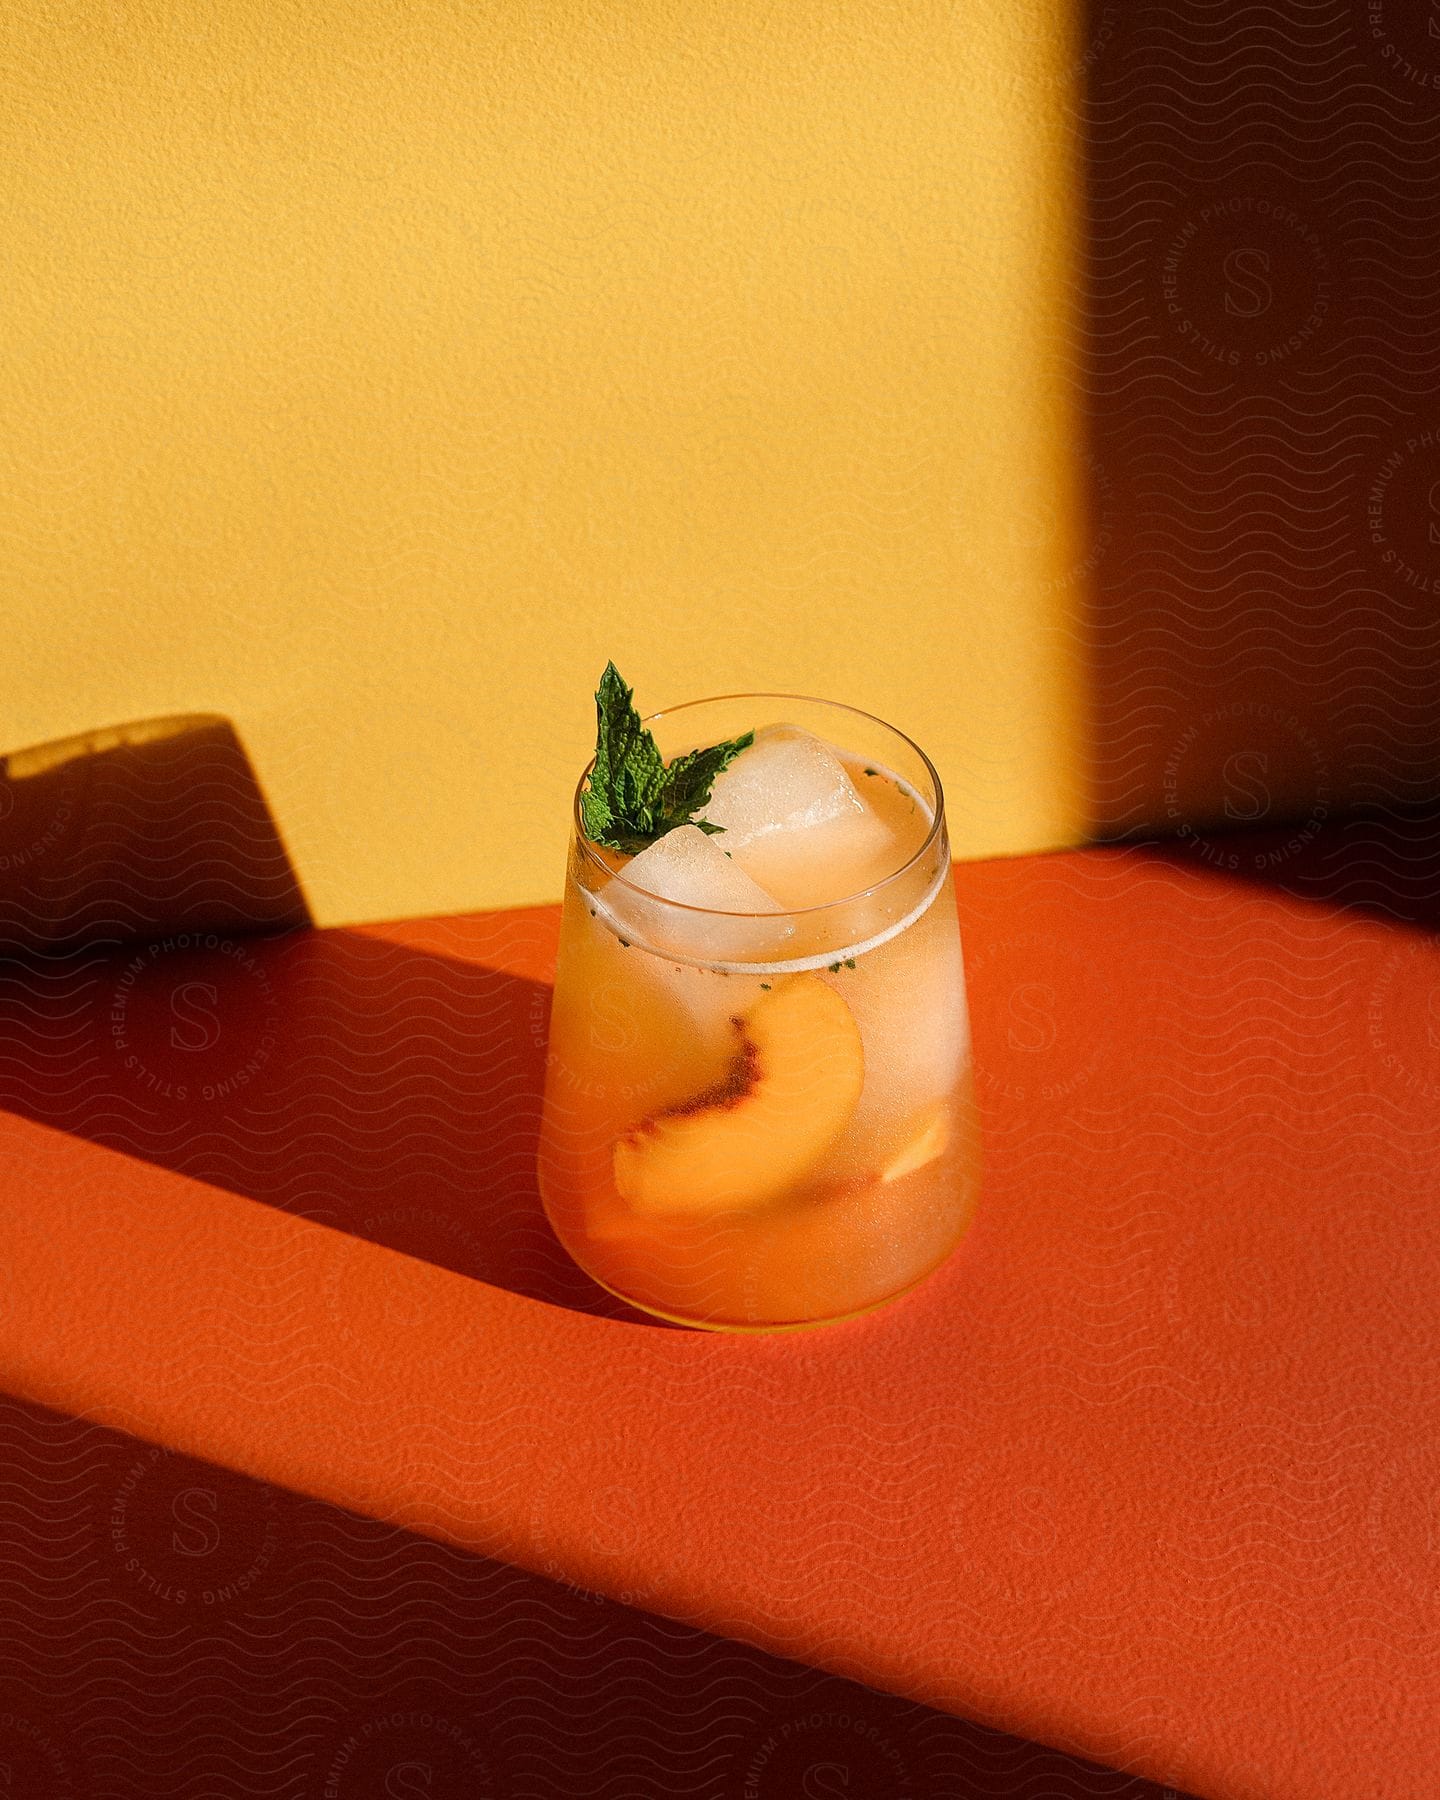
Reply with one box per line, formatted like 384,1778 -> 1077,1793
612,975 -> 864,1214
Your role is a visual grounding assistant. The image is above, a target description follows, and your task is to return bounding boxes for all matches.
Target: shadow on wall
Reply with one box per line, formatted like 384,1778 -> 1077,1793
1079,0 -> 1440,849
0,714 -> 310,952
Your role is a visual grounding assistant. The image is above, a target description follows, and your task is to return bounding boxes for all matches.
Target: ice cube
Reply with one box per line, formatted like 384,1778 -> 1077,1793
598,824 -> 794,964
623,823 -> 783,909
835,879 -> 970,1168
702,725 -> 902,907
702,724 -> 864,846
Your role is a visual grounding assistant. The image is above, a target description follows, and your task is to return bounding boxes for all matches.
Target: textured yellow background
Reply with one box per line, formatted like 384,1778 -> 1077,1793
1,1 -> 1083,924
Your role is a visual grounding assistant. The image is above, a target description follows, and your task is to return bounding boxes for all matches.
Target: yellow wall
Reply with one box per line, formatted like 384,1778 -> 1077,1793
1,0 -> 1084,925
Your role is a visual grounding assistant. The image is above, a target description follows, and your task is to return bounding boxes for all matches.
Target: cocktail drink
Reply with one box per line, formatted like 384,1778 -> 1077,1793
538,669 -> 979,1330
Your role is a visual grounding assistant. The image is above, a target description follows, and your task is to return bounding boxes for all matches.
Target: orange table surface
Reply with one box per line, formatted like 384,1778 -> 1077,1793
0,830 -> 1436,1800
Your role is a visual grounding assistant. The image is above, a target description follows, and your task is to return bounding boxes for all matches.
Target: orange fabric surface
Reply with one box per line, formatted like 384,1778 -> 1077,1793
0,843 -> 1436,1800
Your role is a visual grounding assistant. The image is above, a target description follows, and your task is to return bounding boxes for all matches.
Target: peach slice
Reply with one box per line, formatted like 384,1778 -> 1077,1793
612,975 -> 864,1214
880,1104 -> 951,1183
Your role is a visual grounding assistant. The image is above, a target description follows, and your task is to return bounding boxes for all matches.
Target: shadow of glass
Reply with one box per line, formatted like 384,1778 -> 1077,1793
0,714 -> 310,952
0,922 -> 667,1325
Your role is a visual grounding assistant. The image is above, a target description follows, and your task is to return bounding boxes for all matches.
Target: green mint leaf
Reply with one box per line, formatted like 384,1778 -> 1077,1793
658,736 -> 753,836
582,663 -> 663,850
581,661 -> 752,852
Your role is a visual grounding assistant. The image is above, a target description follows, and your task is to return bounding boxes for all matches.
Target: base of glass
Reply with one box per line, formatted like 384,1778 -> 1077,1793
581,1243 -> 960,1334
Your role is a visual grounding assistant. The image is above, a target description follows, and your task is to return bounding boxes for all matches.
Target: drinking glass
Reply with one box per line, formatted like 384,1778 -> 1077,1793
537,694 -> 979,1330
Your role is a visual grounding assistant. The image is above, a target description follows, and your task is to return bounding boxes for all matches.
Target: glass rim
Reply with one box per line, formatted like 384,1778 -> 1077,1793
569,690 -> 948,919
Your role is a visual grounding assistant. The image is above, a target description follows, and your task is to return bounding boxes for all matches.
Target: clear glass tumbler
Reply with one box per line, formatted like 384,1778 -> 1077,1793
537,694 -> 979,1330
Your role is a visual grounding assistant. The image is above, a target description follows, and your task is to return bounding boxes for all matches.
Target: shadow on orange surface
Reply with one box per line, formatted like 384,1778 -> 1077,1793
1130,805 -> 1440,936
0,823 -> 1194,1797
0,917 -> 663,1324
0,1388 -> 1187,1799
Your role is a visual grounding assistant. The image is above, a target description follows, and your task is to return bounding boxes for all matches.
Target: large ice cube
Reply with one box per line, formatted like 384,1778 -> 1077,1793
597,824 -> 793,964
703,724 -> 863,845
702,725 -> 902,906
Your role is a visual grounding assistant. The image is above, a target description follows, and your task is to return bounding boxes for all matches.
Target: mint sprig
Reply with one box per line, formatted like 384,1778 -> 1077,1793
580,662 -> 752,854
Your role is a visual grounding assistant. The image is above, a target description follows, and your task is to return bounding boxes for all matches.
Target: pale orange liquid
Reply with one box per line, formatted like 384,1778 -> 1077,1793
537,762 -> 979,1329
